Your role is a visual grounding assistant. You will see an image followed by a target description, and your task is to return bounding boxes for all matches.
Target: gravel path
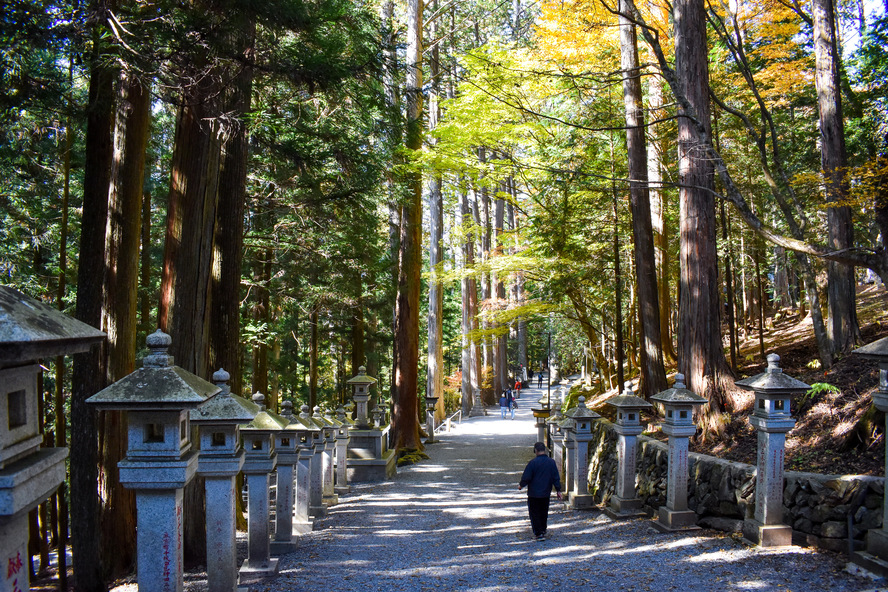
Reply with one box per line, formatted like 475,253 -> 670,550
249,385 -> 884,592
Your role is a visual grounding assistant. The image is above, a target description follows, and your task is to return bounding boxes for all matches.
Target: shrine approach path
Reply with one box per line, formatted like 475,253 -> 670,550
252,386 -> 879,592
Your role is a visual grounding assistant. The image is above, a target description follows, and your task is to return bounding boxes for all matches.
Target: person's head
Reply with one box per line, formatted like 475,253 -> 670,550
533,442 -> 546,455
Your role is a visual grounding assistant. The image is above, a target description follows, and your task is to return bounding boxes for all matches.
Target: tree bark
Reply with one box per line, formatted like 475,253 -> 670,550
210,20 -> 254,397
813,0 -> 859,354
427,3 -> 445,414
674,0 -> 732,410
99,70 -> 149,578
393,0 -> 424,451
71,2 -> 115,585
619,2 -> 667,397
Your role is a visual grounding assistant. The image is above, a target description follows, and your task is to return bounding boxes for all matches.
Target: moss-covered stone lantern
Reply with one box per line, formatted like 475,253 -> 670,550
239,393 -> 287,578
347,366 -> 375,428
568,397 -> 600,509
87,329 -> 219,592
1,285 -> 104,592
852,336 -> 888,574
190,368 -> 258,592
650,373 -> 707,532
736,353 -> 809,547
605,383 -> 652,518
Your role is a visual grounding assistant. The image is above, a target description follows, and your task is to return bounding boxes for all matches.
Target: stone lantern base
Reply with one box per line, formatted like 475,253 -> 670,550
742,519 -> 792,547
568,493 -> 595,510
604,495 -> 646,520
652,508 -> 700,532
851,529 -> 888,578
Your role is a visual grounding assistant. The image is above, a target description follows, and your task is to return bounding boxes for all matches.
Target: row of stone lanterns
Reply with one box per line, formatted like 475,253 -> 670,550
549,353 -> 816,549
85,331 -> 396,592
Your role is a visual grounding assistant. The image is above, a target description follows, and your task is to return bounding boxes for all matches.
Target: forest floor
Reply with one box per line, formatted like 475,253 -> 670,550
588,282 -> 888,477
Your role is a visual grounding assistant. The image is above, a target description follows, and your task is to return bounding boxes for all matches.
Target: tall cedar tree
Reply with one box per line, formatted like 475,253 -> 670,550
393,0 -> 424,451
673,0 -> 733,412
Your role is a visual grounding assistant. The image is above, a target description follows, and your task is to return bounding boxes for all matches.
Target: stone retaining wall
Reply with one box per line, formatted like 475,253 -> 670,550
577,418 -> 884,550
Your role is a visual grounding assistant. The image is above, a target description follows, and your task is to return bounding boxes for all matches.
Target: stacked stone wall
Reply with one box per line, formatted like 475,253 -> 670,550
583,418 -> 884,550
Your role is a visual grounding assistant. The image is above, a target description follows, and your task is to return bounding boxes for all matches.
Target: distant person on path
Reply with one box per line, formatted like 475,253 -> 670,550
499,391 -> 509,419
537,371 -> 544,389
508,390 -> 516,419
514,378 -> 521,399
518,442 -> 562,540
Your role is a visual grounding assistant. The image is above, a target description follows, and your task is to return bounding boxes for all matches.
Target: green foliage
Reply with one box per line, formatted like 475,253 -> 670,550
805,382 -> 841,400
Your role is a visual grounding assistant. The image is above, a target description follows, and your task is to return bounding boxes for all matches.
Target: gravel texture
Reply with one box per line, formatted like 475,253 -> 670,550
112,384 -> 887,592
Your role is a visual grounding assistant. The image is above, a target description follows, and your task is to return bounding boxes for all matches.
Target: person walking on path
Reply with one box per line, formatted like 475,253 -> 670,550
518,442 -> 562,540
508,390 -> 516,420
514,378 -> 522,399
537,371 -> 544,389
499,391 -> 509,419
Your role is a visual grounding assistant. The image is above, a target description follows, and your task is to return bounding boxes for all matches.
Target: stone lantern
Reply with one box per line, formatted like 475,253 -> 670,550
347,366 -> 375,428
87,330 -> 219,592
190,368 -> 258,592
313,406 -> 339,509
347,368 -> 397,482
852,336 -> 888,573
0,286 -> 104,592
331,406 -> 352,494
298,405 -> 327,517
424,394 -> 439,444
270,400 -> 302,554
605,383 -> 652,519
532,394 -> 551,448
736,353 -> 809,547
650,373 -> 707,532
284,404 -> 321,534
238,393 -> 287,578
568,397 -> 600,510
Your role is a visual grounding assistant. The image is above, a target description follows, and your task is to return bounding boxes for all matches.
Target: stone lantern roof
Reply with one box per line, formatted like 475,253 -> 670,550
242,394 -> 289,431
854,336 -> 888,362
0,285 -> 105,364
190,368 -> 259,425
571,396 -> 600,419
735,353 -> 810,394
606,393 -> 653,410
87,330 -> 218,409
347,366 -> 377,388
651,374 -> 707,405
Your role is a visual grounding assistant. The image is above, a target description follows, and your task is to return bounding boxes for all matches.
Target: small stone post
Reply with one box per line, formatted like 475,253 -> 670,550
605,384 -> 652,519
568,397 -> 599,509
737,354 -> 809,547
0,286 -> 104,592
239,393 -> 287,578
650,373 -> 707,532
191,369 -> 258,592
271,401 -> 301,554
852,336 -> 888,573
87,330 -> 218,592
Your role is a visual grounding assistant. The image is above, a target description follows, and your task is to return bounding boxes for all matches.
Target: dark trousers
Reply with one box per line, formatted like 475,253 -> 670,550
527,496 -> 551,536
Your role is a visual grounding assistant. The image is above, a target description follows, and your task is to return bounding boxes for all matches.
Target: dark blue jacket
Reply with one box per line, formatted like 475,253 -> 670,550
520,454 -> 561,498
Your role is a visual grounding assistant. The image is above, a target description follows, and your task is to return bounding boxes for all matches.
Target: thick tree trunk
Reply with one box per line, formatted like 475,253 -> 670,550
310,305 -> 319,409
426,10 -> 445,416
494,189 -> 508,396
99,70 -> 149,578
460,187 -> 480,415
674,0 -> 732,411
393,0 -> 424,451
71,4 -> 115,585
159,71 -> 224,565
210,21 -> 254,397
619,2 -> 667,397
813,0 -> 859,354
